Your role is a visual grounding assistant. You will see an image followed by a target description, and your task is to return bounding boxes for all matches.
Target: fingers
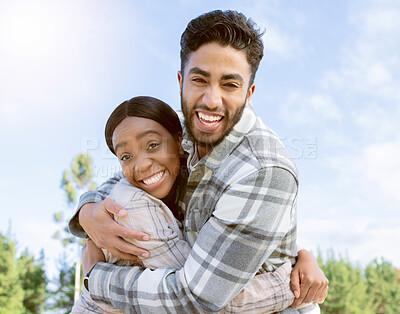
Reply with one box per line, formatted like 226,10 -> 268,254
311,278 -> 329,304
103,235 -> 150,261
292,276 -> 330,307
290,269 -> 301,299
80,199 -> 151,261
117,223 -> 150,241
301,281 -> 318,304
291,284 -> 306,307
106,246 -> 146,262
98,223 -> 150,259
315,285 -> 329,304
102,198 -> 127,217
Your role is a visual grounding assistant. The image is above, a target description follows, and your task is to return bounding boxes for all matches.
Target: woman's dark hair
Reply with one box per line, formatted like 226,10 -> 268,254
105,96 -> 182,155
180,10 -> 264,85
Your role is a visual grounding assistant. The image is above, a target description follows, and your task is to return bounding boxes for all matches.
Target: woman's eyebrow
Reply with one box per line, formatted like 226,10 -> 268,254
114,130 -> 161,152
114,141 -> 127,152
136,130 -> 162,140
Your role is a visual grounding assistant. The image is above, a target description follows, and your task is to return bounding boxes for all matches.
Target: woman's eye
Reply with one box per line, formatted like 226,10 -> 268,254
120,154 -> 131,161
148,142 -> 160,150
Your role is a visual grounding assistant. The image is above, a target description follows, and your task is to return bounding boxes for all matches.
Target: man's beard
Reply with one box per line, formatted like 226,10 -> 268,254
181,96 -> 247,150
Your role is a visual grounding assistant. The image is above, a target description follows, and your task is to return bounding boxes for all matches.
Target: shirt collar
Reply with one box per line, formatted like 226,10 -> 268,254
180,102 -> 257,172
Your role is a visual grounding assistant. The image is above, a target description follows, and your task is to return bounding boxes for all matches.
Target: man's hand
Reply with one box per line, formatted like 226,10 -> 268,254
82,239 -> 105,276
79,198 -> 150,261
290,249 -> 329,307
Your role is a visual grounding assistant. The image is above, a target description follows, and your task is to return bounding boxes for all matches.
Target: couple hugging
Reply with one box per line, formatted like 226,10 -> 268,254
69,10 -> 328,314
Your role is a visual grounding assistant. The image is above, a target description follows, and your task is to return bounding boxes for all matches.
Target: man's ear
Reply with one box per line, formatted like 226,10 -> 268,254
246,84 -> 256,106
177,71 -> 183,94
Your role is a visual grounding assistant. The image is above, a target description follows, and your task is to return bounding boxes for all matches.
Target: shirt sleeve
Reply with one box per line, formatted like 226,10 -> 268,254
108,194 -> 192,270
88,167 -> 298,313
68,171 -> 125,238
224,262 -> 295,313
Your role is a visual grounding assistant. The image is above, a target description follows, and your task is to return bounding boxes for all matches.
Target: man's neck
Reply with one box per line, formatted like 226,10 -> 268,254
198,146 -> 212,159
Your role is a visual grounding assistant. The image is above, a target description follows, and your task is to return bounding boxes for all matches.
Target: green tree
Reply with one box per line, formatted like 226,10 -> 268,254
365,258 -> 400,313
17,249 -> 47,313
53,153 -> 97,304
318,250 -> 374,314
53,153 -> 97,247
47,252 -> 76,314
0,232 -> 24,314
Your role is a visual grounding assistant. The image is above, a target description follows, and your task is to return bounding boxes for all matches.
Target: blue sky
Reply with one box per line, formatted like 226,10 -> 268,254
1,0 -> 399,279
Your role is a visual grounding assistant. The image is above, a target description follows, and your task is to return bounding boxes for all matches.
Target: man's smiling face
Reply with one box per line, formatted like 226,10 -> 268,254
178,42 -> 255,157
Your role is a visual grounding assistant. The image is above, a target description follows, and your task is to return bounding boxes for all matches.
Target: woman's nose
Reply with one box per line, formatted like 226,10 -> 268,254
134,155 -> 152,172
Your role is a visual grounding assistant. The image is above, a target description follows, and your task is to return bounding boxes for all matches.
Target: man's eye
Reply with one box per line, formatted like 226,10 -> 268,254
192,77 -> 206,83
148,142 -> 160,150
120,154 -> 131,161
225,83 -> 239,88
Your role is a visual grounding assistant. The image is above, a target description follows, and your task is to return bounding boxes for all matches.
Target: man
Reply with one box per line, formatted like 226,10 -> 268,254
69,10 -> 328,313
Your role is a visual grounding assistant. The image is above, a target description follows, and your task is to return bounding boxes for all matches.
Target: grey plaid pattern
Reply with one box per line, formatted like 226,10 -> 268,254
70,104 -> 299,313
221,262 -> 294,314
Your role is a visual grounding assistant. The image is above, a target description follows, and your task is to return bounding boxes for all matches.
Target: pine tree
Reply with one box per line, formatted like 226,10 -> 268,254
318,250 -> 374,314
53,153 -> 97,248
0,232 -> 24,314
365,258 -> 400,313
53,153 -> 97,303
17,249 -> 47,313
47,252 -> 76,314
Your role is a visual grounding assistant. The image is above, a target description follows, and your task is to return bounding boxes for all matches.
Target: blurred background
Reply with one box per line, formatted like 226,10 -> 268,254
1,0 -> 399,312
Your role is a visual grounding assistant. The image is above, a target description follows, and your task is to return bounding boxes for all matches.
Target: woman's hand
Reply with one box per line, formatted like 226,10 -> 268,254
82,239 -> 105,276
290,249 -> 329,307
79,198 -> 150,261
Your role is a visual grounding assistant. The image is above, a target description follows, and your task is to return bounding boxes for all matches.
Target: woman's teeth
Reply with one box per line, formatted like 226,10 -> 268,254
198,112 -> 222,125
142,171 -> 164,185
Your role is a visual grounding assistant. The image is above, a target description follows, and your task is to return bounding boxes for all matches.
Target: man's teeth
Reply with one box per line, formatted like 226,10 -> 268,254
198,112 -> 222,125
142,171 -> 164,185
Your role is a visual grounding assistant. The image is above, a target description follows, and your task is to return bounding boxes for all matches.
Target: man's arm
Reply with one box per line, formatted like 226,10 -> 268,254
88,167 -> 297,313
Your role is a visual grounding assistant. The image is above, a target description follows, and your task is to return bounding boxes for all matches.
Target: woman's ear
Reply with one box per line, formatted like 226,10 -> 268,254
176,134 -> 184,155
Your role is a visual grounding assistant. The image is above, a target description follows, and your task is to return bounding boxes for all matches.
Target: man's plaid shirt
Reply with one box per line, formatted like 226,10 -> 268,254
69,104 -> 299,313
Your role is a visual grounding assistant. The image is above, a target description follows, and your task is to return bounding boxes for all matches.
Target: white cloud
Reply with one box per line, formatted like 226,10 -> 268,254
237,0 -> 304,60
350,2 -> 400,40
280,92 -> 342,125
298,217 -> 400,267
362,140 -> 400,201
322,136 -> 400,204
263,25 -> 298,59
353,105 -> 400,141
321,1 -> 400,102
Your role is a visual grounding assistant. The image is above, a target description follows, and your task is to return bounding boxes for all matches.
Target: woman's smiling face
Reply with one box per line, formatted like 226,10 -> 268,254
112,116 -> 181,199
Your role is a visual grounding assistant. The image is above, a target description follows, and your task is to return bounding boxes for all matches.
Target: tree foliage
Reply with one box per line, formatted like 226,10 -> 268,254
53,153 -> 97,248
318,251 -> 400,314
51,153 -> 97,310
0,233 -> 24,314
365,258 -> 400,313
17,249 -> 47,313
47,253 -> 76,314
0,232 -> 47,314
